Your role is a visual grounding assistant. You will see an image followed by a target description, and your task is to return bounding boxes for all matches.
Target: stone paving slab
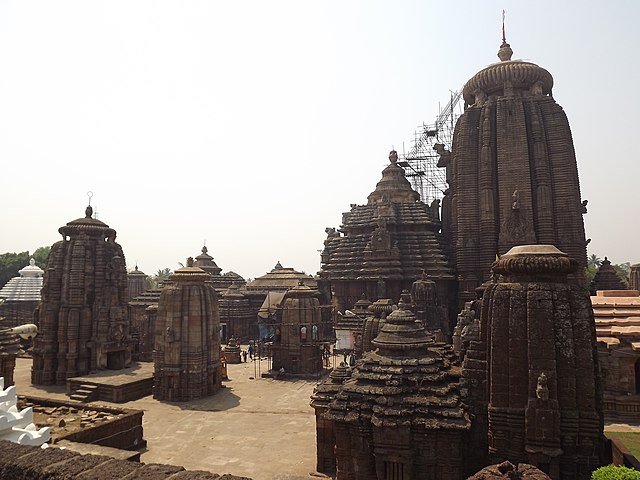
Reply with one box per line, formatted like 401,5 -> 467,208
14,357 -> 321,480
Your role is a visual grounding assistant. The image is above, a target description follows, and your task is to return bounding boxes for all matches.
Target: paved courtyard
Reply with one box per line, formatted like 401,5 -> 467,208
13,357 -> 321,480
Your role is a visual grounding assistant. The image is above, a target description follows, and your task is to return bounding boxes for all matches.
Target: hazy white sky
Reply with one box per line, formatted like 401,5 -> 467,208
1,1 -> 638,279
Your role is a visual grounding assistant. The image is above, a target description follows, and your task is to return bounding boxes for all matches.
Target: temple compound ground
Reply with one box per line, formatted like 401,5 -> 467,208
14,356 -> 317,480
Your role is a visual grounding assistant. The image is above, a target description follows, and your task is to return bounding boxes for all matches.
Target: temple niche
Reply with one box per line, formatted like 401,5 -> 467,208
32,205 -> 133,385
153,258 -> 222,401
319,150 -> 455,322
440,39 -> 588,305
463,245 -> 603,479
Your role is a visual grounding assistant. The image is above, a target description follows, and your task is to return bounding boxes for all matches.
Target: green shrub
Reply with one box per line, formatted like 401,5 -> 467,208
592,465 -> 640,480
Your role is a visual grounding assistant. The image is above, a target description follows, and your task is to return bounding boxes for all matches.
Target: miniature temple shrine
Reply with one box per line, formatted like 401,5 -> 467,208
153,258 -> 222,401
31,205 -> 134,385
438,39 -> 588,305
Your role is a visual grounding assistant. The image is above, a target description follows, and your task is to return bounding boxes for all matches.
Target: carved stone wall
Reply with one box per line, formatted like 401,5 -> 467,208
321,294 -> 470,480
473,245 -> 603,479
32,206 -> 133,385
153,259 -> 221,401
319,151 -> 456,321
442,43 -> 588,305
271,282 -> 325,375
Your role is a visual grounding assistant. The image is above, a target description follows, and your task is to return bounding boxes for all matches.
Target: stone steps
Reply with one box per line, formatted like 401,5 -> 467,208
69,384 -> 98,403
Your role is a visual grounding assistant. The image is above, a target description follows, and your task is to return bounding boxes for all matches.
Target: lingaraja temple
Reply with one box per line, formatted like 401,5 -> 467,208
438,38 -> 588,305
319,150 -> 455,317
31,205 -> 133,385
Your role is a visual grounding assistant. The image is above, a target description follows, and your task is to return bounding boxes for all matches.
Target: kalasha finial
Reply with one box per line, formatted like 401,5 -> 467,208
498,10 -> 513,61
202,245 -> 208,254
187,257 -> 194,267
389,150 -> 398,164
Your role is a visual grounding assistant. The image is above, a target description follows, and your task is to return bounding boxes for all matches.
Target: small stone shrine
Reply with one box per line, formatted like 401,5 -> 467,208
219,282 -> 254,342
195,245 -> 238,293
592,289 -> 640,419
0,259 -> 43,328
410,271 -> 449,341
0,329 -> 21,387
245,262 -> 317,317
590,257 -> 627,294
464,245 -> 603,479
223,337 -> 242,364
153,258 -> 222,401
321,293 -> 470,480
309,362 -> 352,476
271,281 -> 326,375
127,266 -> 148,301
334,295 -> 370,354
319,150 -> 455,315
629,264 -> 640,291
32,204 -> 133,385
439,38 -> 588,305
128,287 -> 163,362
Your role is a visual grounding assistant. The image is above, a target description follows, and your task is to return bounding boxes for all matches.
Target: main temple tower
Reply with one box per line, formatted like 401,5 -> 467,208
440,38 -> 588,304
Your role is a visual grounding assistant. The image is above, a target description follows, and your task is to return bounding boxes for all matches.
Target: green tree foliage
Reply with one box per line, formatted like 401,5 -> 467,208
0,246 -> 52,288
31,246 -> 51,269
592,465 -> 640,480
149,268 -> 173,289
614,262 -> 631,288
586,254 -> 602,286
0,251 -> 30,288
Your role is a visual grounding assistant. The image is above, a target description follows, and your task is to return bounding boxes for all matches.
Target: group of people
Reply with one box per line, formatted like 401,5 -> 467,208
342,351 -> 356,367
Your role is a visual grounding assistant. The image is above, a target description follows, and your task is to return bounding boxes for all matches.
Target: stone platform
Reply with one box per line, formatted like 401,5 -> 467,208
66,362 -> 154,403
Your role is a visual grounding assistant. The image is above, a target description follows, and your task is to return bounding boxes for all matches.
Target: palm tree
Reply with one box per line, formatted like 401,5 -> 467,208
587,254 -> 602,269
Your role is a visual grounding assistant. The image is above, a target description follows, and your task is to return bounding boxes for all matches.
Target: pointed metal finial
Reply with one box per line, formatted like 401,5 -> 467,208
497,10 -> 513,62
